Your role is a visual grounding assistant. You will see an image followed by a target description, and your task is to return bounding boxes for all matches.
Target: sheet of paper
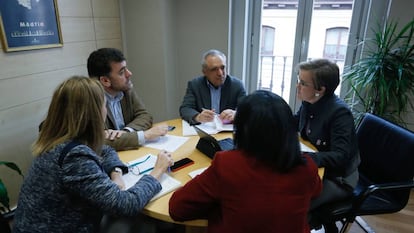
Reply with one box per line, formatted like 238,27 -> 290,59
123,154 -> 182,201
188,167 -> 208,178
300,141 -> 316,152
214,115 -> 233,131
144,134 -> 189,152
182,120 -> 197,136
125,154 -> 157,174
181,120 -> 221,136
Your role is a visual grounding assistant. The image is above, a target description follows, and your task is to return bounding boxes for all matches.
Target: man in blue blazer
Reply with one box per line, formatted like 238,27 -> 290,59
179,49 -> 247,125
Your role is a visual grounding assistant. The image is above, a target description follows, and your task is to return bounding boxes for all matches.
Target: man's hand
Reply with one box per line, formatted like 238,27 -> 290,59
219,109 -> 236,123
144,124 -> 168,141
105,129 -> 127,141
195,108 -> 216,123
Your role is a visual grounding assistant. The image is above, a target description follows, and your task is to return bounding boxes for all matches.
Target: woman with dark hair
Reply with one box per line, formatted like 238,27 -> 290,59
12,76 -> 174,233
169,90 -> 322,233
295,59 -> 360,232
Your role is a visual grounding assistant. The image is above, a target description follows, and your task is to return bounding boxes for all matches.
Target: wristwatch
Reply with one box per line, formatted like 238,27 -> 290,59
112,167 -> 123,175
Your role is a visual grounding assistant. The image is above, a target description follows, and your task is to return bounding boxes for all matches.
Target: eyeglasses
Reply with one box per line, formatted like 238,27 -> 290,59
297,77 -> 313,87
128,156 -> 154,175
207,65 -> 226,72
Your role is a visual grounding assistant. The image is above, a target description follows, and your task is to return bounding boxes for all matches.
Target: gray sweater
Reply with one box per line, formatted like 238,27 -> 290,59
12,142 -> 161,233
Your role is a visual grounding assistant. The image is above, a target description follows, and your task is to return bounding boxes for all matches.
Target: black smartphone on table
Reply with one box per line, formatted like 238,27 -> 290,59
170,158 -> 194,172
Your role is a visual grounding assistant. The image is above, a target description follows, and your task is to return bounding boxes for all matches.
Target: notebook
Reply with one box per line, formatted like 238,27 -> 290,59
194,125 -> 234,158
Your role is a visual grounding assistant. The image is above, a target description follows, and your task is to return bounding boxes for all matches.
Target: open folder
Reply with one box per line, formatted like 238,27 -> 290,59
122,154 -> 182,201
182,115 -> 234,136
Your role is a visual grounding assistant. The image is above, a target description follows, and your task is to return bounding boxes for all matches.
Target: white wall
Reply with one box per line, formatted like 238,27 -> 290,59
120,0 -> 230,122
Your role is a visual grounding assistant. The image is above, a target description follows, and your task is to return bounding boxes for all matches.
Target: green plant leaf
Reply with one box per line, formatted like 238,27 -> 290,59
0,161 -> 23,212
0,161 -> 23,176
0,179 -> 10,211
343,18 -> 414,126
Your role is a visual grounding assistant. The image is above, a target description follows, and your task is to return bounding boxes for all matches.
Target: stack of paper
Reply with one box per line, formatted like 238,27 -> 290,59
122,154 -> 182,201
182,115 -> 234,136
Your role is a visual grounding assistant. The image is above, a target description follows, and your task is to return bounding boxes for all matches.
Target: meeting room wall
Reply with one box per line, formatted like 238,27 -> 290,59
120,0 -> 230,123
0,0 -> 123,209
388,0 -> 414,129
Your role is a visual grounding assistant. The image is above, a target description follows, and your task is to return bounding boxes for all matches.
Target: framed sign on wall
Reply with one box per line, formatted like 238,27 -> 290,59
0,0 -> 63,52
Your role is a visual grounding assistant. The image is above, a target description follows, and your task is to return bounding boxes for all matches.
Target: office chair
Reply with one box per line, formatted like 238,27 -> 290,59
310,113 -> 414,233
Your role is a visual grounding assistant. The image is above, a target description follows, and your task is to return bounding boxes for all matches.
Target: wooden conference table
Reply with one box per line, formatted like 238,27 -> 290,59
118,118 -> 323,229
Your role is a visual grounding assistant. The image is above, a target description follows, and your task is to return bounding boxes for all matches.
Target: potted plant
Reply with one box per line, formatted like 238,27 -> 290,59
0,161 -> 23,233
343,18 -> 414,126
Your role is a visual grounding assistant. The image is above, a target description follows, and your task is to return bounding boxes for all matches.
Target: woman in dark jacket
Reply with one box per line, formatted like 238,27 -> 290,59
295,59 -> 360,233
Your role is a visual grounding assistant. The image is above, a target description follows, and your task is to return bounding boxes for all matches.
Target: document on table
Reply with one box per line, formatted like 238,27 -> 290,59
123,154 -> 182,201
182,116 -> 233,136
144,134 -> 189,152
213,115 -> 233,132
188,167 -> 208,178
300,141 -> 316,152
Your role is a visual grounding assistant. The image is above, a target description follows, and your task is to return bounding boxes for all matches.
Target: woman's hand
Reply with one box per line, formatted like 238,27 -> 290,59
150,150 -> 174,180
110,171 -> 126,190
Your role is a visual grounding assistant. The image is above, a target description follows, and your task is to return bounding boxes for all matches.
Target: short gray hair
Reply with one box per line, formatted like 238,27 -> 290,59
201,49 -> 227,69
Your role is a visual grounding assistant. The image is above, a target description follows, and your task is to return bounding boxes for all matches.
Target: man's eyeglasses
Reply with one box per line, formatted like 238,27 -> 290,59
208,65 -> 226,72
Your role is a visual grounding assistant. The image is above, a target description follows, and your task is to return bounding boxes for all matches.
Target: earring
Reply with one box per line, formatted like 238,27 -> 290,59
315,93 -> 320,97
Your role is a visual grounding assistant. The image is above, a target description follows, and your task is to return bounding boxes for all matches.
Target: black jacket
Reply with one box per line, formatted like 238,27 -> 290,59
295,95 -> 360,179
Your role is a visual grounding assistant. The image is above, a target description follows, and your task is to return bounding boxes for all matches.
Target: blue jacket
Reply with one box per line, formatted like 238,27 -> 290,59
13,142 -> 161,233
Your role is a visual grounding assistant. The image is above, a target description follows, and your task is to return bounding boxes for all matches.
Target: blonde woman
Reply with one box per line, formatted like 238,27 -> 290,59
13,76 -> 173,233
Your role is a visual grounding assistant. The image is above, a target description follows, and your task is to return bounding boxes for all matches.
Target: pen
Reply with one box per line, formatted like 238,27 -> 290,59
202,108 -> 217,114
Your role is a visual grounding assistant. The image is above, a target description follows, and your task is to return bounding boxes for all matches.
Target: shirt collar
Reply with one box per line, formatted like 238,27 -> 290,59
205,78 -> 223,90
105,91 -> 124,102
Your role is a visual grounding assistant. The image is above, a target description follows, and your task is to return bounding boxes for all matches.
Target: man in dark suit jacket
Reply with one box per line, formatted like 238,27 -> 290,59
179,49 -> 247,125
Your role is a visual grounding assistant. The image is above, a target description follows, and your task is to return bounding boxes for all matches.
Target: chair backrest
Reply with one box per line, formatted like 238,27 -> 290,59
356,113 -> 414,185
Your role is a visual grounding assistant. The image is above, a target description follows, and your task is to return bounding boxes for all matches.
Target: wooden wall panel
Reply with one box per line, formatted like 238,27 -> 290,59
57,0 -> 92,17
60,18 -> 96,43
0,42 -> 96,80
96,39 -> 123,50
0,66 -> 87,111
0,0 -> 121,209
94,18 -> 122,40
92,0 -> 120,17
0,99 -> 51,208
